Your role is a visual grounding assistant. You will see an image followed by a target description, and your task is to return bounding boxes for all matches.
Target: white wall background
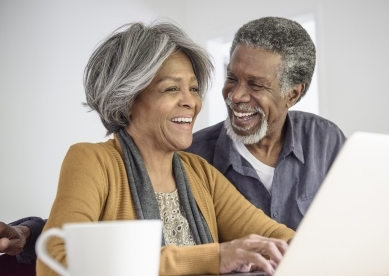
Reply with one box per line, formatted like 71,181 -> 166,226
1,0 -> 388,223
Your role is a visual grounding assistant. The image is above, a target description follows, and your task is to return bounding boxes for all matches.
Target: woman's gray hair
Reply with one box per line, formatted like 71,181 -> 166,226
230,17 -> 316,101
84,19 -> 214,135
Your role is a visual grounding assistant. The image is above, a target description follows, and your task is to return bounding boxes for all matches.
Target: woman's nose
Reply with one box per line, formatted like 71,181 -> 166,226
179,89 -> 198,108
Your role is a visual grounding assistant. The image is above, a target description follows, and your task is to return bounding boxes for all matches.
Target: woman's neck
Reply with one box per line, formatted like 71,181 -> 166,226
126,129 -> 177,193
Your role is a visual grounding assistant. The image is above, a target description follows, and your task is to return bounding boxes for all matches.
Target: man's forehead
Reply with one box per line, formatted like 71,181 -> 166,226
227,65 -> 272,82
227,51 -> 280,84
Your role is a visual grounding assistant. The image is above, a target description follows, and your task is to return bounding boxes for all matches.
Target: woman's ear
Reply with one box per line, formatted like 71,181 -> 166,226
286,83 -> 305,108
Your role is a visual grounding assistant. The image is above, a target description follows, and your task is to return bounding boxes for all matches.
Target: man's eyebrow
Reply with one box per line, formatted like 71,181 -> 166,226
226,68 -> 271,85
251,75 -> 271,84
155,76 -> 198,84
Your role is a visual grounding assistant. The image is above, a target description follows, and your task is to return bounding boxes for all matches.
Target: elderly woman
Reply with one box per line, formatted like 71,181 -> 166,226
37,20 -> 294,276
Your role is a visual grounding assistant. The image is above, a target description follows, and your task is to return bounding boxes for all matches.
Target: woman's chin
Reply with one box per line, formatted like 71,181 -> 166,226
172,138 -> 193,151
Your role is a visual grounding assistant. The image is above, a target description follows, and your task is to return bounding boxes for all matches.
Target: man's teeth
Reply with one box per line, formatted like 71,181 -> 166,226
171,117 -> 193,123
233,111 -> 255,118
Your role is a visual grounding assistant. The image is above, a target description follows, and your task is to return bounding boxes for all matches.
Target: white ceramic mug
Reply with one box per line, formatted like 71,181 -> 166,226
36,220 -> 162,276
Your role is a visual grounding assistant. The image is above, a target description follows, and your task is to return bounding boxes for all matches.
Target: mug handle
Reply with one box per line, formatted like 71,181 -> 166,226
35,228 -> 69,276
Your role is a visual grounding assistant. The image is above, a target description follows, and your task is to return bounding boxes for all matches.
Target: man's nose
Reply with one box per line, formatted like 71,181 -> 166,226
228,83 -> 251,103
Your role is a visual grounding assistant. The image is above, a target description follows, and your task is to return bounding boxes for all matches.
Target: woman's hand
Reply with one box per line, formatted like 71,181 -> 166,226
219,234 -> 289,275
0,222 -> 30,255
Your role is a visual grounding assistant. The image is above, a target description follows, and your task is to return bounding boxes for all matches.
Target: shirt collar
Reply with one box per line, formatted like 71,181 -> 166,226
280,113 -> 305,164
212,123 -> 240,174
212,114 -> 305,172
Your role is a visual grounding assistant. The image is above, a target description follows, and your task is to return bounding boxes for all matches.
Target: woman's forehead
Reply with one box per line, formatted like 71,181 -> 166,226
153,51 -> 197,82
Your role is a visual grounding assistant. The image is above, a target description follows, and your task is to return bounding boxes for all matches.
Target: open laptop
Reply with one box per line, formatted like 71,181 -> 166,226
193,131 -> 389,276
274,131 -> 389,276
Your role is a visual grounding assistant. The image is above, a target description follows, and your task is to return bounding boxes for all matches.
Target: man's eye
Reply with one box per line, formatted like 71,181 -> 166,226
226,77 -> 237,82
251,84 -> 264,91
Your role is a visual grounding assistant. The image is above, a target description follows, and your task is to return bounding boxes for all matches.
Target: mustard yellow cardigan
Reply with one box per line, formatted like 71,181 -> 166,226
37,135 -> 294,275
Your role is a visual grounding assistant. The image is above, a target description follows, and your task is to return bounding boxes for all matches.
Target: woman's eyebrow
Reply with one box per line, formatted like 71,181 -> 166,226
155,76 -> 197,84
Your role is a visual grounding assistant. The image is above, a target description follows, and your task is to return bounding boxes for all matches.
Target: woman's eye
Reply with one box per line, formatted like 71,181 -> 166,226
165,86 -> 178,92
190,87 -> 200,93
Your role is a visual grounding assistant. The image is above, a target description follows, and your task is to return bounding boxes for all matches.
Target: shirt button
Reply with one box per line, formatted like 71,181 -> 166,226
272,212 -> 278,218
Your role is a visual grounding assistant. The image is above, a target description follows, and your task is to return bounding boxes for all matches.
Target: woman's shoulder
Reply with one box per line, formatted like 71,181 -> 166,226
69,138 -> 116,151
61,138 -> 127,186
177,151 -> 224,185
65,137 -> 123,165
177,151 -> 210,168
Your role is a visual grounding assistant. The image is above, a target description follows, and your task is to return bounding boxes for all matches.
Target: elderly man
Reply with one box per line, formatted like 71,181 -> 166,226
187,17 -> 345,230
0,17 -> 345,265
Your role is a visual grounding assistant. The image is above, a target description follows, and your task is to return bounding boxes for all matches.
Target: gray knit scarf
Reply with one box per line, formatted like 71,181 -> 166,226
117,128 -> 213,246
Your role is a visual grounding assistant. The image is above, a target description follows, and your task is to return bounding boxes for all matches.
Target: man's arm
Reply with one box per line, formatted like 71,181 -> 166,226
0,217 -> 46,264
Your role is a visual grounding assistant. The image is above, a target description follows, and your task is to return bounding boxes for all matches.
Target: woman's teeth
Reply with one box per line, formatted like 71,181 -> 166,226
171,117 -> 192,124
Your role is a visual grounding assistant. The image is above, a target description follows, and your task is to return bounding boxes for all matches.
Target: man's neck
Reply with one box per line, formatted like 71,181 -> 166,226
244,127 -> 285,167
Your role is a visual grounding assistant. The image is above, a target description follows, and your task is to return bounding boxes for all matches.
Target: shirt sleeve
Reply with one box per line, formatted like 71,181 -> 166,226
9,216 -> 47,264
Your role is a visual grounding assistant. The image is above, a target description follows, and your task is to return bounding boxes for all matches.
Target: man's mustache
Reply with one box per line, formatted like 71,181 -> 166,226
225,98 -> 265,116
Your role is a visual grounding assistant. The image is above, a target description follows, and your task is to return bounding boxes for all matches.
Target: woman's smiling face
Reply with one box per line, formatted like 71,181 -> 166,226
128,51 -> 202,152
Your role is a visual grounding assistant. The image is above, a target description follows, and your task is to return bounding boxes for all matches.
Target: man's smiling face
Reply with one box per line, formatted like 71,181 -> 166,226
222,44 -> 290,144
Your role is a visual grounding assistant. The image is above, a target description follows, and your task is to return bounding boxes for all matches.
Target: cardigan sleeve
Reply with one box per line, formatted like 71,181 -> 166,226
36,143 -> 111,276
213,172 -> 294,242
178,152 -> 295,243
159,243 -> 220,275
208,161 -> 295,242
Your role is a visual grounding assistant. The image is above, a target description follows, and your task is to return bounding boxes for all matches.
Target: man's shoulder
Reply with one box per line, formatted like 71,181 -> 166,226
289,110 -> 334,123
287,111 -> 346,157
192,121 -> 225,142
186,121 -> 226,163
288,111 -> 344,135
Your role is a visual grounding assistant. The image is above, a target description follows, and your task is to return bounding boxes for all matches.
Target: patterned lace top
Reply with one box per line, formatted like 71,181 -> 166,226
155,189 -> 196,246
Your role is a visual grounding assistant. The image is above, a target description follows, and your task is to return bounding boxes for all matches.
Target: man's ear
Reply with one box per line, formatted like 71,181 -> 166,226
286,83 -> 305,108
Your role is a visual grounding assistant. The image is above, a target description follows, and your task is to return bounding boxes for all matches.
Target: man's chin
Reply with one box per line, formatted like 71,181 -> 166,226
224,117 -> 268,145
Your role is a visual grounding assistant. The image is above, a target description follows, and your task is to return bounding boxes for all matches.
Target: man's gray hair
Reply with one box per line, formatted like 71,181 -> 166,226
230,17 -> 316,101
84,20 -> 214,135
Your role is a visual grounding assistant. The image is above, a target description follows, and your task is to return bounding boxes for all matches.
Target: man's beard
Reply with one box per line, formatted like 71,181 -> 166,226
224,99 -> 268,145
